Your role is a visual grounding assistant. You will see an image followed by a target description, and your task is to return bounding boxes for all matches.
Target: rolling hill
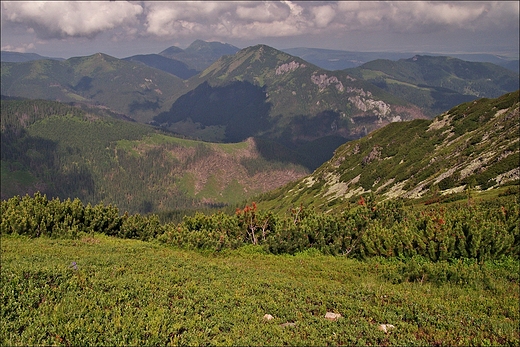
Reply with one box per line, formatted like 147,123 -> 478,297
257,91 -> 519,212
0,51 -> 64,63
345,55 -> 519,116
1,99 -> 308,214
123,54 -> 199,80
1,53 -> 189,123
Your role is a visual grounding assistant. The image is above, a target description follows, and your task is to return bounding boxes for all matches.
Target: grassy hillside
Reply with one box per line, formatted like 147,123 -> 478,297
2,231 -> 518,346
346,55 -> 519,116
1,99 -> 308,213
257,91 -> 519,212
123,54 -> 199,80
1,53 -> 188,123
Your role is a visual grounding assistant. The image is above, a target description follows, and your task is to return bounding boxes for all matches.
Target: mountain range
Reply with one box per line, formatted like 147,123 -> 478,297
1,52 -> 189,123
153,44 -> 431,168
282,47 -> 520,74
2,41 -> 517,127
1,40 -> 519,214
345,55 -> 519,116
3,41 -> 517,73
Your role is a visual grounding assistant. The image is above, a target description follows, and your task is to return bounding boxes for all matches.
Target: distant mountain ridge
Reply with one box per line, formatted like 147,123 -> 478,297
158,39 -> 240,71
0,51 -> 64,63
1,52 -> 188,123
282,47 -> 520,73
345,55 -> 519,116
258,91 -> 519,212
123,54 -> 199,80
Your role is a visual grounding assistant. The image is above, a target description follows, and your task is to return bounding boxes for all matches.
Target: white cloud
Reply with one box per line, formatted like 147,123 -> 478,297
1,1 -> 143,39
236,2 -> 290,22
311,4 -> 336,28
335,1 -> 519,32
143,1 -> 302,39
3,1 -> 517,41
144,2 -> 235,37
1,42 -> 35,53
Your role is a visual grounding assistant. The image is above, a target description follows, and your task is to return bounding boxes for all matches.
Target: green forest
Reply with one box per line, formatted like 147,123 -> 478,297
1,99 -> 309,214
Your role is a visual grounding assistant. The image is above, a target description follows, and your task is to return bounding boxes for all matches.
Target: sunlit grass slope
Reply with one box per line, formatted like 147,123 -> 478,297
2,234 -> 518,346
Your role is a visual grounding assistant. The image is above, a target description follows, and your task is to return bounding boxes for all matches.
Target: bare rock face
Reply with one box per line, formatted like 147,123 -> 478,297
362,146 -> 382,166
324,312 -> 342,321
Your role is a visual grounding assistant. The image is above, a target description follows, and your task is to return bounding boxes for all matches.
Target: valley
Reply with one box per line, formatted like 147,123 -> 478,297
1,40 -> 517,214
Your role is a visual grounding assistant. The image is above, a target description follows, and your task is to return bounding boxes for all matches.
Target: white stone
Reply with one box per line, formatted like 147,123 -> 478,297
263,314 -> 274,321
378,324 -> 395,333
324,312 -> 342,321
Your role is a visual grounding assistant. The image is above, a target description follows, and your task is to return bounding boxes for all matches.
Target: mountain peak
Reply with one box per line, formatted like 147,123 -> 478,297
185,40 -> 239,56
159,45 -> 184,56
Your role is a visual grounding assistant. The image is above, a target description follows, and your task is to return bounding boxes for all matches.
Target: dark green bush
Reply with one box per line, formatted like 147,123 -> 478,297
1,192 -> 163,241
2,192 -> 518,261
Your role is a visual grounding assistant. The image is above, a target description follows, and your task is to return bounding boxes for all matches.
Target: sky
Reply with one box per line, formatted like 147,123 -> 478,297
1,1 -> 519,59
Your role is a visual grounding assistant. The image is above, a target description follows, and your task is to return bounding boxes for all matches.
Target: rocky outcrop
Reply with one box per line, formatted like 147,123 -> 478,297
276,61 -> 305,75
311,73 -> 344,92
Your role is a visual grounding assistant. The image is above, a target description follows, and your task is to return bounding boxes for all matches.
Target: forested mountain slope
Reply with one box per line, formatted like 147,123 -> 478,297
1,99 -> 308,214
258,91 -> 519,212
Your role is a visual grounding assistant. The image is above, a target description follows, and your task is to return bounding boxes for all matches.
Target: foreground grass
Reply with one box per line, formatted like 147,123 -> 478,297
1,234 -> 518,346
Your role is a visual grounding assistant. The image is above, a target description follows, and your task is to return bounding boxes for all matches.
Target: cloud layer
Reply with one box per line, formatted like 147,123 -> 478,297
1,1 -> 518,55
2,1 -> 143,39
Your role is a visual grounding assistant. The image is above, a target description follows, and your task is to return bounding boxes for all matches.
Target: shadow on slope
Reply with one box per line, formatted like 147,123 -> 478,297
1,127 -> 96,201
154,81 -> 273,143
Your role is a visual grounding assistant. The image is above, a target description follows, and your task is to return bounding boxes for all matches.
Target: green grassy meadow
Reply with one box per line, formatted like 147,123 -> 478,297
2,234 -> 518,346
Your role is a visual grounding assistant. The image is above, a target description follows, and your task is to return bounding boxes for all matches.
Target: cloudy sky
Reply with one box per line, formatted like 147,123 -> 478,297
1,1 -> 519,59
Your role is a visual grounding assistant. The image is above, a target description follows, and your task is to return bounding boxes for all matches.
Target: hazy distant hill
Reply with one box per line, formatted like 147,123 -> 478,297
282,48 -> 416,70
0,99 -> 308,214
158,40 -> 240,71
283,47 -> 520,73
499,60 -> 520,74
258,91 -> 519,212
1,53 -> 189,123
1,51 -> 64,63
345,55 -> 519,116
